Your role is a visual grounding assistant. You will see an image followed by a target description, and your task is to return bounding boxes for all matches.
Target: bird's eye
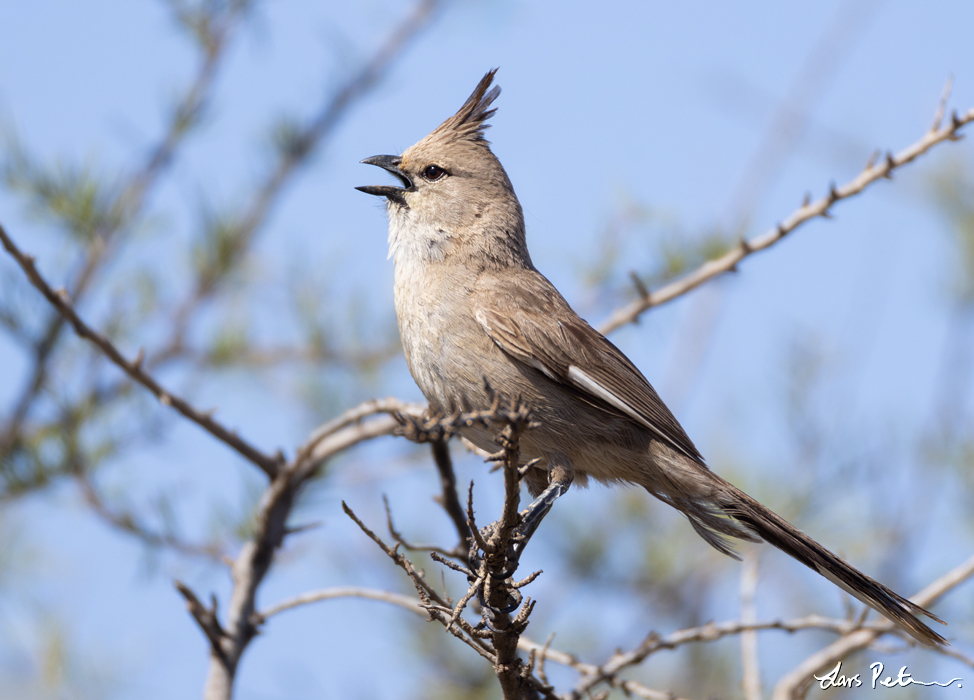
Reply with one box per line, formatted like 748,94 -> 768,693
422,164 -> 446,181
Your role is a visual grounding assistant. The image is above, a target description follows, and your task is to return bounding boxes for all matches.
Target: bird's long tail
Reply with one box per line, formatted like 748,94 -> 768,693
706,477 -> 947,646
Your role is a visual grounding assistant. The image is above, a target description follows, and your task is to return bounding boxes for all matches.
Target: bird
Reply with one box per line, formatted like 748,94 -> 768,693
357,69 -> 947,646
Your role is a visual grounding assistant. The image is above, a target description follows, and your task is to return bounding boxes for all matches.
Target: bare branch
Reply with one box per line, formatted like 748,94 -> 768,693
175,581 -> 229,665
512,550 -> 974,700
258,586 -> 427,621
772,552 -> 974,700
0,222 -> 281,477
0,1 -> 245,454
422,401 -> 542,698
198,471 -> 294,698
598,104 -> 974,334
430,438 -> 473,555
289,397 -> 425,480
344,399 -> 559,698
342,500 -> 497,662
536,612 -> 930,699
931,75 -> 954,132
341,501 -> 446,607
77,470 -> 225,562
520,631 -> 696,700
169,0 -> 446,338
740,552 -> 763,700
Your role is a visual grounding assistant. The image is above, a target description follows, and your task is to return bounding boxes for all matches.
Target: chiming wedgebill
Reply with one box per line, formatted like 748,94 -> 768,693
357,69 -> 946,645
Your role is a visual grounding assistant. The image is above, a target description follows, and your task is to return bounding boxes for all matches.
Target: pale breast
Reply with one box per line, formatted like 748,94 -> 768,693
393,257 -> 495,413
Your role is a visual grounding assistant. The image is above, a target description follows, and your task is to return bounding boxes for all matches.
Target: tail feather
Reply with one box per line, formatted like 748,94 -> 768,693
710,482 -> 947,646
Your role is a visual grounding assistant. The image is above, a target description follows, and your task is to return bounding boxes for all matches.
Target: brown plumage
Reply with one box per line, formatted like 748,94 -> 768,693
357,70 -> 947,646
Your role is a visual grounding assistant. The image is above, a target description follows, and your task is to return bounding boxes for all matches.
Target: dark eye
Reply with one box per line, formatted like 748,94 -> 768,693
422,164 -> 446,181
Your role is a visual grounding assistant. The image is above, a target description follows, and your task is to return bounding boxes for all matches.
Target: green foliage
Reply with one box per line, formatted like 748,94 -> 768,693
192,204 -> 248,285
653,226 -> 733,284
206,322 -> 251,366
0,617 -> 117,700
2,138 -> 123,245
166,0 -> 255,55
579,193 -> 735,302
269,114 -> 312,161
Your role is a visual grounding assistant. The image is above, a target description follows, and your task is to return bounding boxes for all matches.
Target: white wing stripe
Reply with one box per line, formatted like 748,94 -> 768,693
528,357 -> 558,381
567,365 -> 697,461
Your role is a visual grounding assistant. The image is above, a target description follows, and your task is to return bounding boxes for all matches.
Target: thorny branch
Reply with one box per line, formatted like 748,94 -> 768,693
0,222 -> 282,477
349,400 -> 553,699
251,551 -> 974,700
169,0 -> 446,345
0,3 -> 449,699
4,13 -> 973,694
0,0 -> 247,457
430,438 -> 472,557
175,582 -> 229,664
476,401 -> 541,700
340,500 -> 498,662
601,103 -> 974,334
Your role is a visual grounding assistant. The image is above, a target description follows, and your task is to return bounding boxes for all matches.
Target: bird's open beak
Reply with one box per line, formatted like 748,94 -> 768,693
356,155 -> 411,206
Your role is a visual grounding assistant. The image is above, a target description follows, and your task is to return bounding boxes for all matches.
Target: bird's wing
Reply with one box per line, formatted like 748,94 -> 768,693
474,272 -> 703,463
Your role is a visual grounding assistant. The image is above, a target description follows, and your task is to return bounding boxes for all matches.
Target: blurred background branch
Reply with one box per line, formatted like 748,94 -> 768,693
1,1 -> 973,699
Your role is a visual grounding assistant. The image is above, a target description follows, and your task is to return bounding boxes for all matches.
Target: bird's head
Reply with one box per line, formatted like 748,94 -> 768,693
358,69 -> 529,268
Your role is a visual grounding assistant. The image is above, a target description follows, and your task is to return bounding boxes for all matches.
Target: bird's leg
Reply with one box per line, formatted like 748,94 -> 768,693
473,461 -> 573,593
513,462 -> 573,554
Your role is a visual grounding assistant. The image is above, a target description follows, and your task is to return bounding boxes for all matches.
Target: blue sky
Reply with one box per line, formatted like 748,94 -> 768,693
1,1 -> 973,698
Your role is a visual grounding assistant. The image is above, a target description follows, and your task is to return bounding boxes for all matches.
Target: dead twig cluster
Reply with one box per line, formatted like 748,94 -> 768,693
347,398 -> 554,699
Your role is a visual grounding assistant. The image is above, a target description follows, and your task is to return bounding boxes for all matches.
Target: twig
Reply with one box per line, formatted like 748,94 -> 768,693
289,397 -> 424,478
430,438 -> 473,555
741,552 -> 763,700
341,501 -> 445,608
598,104 -> 974,334
169,0 -> 446,339
931,75 -> 954,132
257,586 -> 426,621
558,610 -> 934,700
383,494 -> 459,558
536,633 -> 555,688
0,222 -> 281,477
341,500 -> 497,661
488,410 -> 547,700
175,581 -> 229,665
297,413 -> 415,483
198,471 -> 294,698
772,552 -> 974,700
0,1 -> 244,454
77,470 -> 225,562
345,400 -> 552,699
453,401 -> 538,698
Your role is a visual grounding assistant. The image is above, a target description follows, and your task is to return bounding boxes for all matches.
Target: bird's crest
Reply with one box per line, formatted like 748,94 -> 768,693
429,69 -> 501,144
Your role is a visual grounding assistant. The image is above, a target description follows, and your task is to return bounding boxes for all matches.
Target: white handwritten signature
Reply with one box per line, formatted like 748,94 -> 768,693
814,661 -> 962,689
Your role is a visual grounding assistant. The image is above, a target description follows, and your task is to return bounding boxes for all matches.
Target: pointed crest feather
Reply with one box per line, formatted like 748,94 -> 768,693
431,69 -> 501,143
